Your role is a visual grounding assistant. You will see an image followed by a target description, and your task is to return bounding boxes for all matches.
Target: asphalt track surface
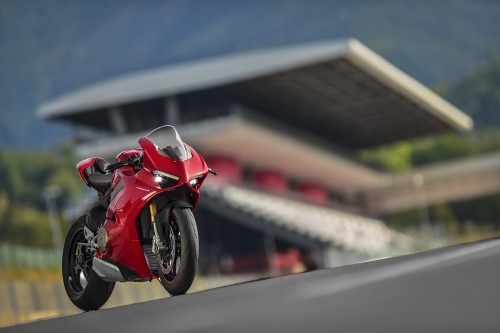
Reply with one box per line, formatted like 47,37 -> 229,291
4,238 -> 500,333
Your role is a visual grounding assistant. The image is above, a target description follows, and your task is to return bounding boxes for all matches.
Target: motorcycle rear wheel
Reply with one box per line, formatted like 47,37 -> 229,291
158,208 -> 199,296
62,215 -> 115,311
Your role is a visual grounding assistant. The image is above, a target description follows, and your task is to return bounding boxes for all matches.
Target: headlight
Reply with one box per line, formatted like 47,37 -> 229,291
152,170 -> 179,188
188,175 -> 205,189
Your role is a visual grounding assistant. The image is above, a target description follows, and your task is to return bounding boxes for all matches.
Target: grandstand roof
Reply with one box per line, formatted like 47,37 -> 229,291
38,38 -> 472,149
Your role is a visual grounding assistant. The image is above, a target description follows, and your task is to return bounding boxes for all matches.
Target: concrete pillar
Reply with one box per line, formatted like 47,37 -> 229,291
164,96 -> 180,125
108,107 -> 128,134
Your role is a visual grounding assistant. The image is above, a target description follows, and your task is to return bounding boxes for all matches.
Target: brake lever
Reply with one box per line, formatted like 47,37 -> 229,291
106,153 -> 143,173
132,153 -> 143,165
208,168 -> 218,176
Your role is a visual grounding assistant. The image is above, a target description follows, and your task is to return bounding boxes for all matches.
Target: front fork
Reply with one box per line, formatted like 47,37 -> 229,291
150,200 -> 159,254
149,200 -> 167,255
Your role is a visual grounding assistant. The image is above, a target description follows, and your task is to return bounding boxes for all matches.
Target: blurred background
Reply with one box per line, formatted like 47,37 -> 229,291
1,0 -> 499,327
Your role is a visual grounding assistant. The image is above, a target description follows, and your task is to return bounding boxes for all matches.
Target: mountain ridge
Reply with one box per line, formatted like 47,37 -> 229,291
1,0 -> 499,148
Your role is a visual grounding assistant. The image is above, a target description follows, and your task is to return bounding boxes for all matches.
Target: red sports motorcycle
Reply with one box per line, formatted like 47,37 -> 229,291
62,125 -> 215,310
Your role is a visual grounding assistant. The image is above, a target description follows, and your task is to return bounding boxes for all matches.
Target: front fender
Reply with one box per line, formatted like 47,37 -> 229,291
155,200 -> 193,226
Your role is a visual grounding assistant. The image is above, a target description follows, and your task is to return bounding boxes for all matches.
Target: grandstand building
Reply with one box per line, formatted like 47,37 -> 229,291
38,39 -> 474,274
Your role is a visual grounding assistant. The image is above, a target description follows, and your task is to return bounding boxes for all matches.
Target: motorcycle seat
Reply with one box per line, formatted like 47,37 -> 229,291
87,158 -> 113,193
87,172 -> 113,194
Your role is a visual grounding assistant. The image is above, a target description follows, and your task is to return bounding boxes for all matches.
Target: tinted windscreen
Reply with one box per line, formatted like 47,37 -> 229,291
144,125 -> 192,161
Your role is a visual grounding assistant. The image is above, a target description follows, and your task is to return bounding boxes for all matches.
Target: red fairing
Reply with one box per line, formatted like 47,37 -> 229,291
97,166 -> 159,278
76,157 -> 100,186
139,138 -> 208,191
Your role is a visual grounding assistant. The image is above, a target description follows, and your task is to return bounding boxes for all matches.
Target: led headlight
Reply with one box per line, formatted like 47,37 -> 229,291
152,170 -> 179,188
188,175 -> 205,189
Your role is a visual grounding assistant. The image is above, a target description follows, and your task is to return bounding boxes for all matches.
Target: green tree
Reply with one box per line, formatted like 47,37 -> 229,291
0,142 -> 82,247
359,142 -> 412,172
440,58 -> 500,128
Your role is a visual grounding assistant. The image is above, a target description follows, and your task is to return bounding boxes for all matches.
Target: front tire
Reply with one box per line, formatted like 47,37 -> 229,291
62,215 -> 115,311
158,208 -> 199,296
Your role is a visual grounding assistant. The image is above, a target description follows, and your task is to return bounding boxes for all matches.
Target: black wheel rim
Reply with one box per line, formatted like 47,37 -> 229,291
159,216 -> 181,283
66,227 -> 93,295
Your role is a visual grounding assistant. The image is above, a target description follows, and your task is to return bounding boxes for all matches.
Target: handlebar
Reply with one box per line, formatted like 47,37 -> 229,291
105,153 -> 143,173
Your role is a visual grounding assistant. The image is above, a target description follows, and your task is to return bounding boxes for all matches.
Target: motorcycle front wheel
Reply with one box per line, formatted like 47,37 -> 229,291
62,215 -> 115,311
158,208 -> 199,296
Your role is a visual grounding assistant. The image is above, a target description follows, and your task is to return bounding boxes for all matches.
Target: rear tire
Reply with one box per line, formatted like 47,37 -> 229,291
158,208 -> 199,296
62,215 -> 115,311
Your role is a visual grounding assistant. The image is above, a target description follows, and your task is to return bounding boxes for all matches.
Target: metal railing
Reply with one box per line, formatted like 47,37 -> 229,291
0,245 -> 61,269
